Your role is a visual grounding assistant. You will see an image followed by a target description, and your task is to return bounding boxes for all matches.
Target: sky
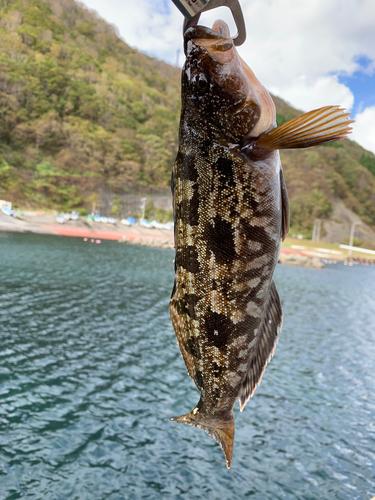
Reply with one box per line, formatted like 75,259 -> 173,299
79,0 -> 375,155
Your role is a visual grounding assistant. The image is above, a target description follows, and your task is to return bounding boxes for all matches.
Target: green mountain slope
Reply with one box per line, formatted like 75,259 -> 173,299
0,0 -> 181,208
0,0 -> 374,235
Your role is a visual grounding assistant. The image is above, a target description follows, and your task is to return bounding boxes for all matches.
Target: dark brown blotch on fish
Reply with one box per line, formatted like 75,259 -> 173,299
216,157 -> 235,188
202,312 -> 256,352
239,221 -> 276,252
185,336 -> 201,359
203,216 -> 236,265
202,312 -> 233,350
174,298 -> 188,317
176,190 -> 199,226
185,293 -> 199,319
176,245 -> 200,274
195,371 -> 204,389
177,152 -> 199,182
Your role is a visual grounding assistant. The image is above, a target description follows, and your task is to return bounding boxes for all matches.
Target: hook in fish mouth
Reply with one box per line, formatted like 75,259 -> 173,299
184,24 -> 228,55
180,0 -> 247,47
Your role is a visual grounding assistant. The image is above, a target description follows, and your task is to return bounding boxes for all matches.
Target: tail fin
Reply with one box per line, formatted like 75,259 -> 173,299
170,406 -> 235,468
255,106 -> 354,150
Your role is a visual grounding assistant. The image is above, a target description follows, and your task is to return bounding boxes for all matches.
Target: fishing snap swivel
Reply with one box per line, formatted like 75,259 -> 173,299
171,0 -> 246,46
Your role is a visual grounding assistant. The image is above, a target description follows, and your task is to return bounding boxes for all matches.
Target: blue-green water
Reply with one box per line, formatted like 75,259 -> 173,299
1,232 -> 375,500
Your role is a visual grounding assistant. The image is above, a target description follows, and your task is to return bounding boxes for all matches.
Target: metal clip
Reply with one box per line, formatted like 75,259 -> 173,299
171,0 -> 246,46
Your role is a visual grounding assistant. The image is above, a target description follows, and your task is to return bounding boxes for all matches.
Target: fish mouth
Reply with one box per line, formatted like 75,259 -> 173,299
184,24 -> 230,55
185,21 -> 238,66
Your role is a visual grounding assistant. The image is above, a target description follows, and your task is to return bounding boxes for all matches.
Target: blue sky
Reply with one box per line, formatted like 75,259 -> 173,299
339,57 -> 375,114
80,0 -> 375,155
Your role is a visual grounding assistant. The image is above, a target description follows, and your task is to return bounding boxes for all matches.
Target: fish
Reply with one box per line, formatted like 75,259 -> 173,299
169,19 -> 353,468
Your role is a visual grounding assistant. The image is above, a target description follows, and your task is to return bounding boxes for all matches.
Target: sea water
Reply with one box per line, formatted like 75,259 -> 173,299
0,232 -> 374,500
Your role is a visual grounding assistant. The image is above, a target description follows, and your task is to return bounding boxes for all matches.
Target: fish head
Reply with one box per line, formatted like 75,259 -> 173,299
182,20 -> 276,144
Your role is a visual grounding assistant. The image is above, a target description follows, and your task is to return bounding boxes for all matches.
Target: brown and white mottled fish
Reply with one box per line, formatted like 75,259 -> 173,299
169,20 -> 353,468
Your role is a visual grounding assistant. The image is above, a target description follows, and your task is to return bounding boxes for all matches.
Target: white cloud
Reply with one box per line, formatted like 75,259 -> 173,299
194,0 -> 375,111
351,106 -> 375,155
268,75 -> 354,112
78,0 -> 184,65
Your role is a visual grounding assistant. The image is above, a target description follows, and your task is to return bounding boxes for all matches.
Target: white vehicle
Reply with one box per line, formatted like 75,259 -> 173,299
1,206 -> 15,217
108,217 -> 116,224
101,216 -> 108,223
151,220 -> 164,229
70,211 -> 79,221
121,217 -> 135,226
139,218 -> 153,228
56,216 -> 65,224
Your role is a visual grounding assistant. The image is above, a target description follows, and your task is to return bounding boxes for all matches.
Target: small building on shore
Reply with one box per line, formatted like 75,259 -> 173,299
0,200 -> 12,210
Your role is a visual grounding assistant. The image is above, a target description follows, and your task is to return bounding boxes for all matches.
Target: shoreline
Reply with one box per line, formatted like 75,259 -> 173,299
2,213 -> 375,268
0,211 -> 174,243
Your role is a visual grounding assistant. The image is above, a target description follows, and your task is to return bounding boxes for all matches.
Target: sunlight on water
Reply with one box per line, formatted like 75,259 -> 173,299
0,232 -> 374,500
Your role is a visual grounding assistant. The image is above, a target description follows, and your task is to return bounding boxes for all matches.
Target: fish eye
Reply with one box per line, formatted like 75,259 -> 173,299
193,74 -> 210,95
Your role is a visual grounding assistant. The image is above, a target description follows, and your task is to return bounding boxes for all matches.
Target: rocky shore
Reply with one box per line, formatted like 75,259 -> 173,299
278,251 -> 324,269
119,235 -> 174,249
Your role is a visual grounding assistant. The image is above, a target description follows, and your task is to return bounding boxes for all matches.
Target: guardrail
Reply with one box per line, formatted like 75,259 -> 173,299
339,244 -> 375,255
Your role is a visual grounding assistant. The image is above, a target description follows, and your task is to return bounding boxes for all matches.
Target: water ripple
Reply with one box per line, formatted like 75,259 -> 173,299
0,233 -> 375,499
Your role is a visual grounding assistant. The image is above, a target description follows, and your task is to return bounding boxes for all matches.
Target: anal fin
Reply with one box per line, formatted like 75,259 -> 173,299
255,106 -> 354,150
239,280 -> 283,411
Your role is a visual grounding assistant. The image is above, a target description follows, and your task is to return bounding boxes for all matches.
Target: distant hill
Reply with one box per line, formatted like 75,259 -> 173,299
0,0 -> 374,242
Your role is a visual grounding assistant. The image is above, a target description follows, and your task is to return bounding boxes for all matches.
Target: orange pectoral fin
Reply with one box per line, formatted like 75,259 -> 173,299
255,106 -> 354,150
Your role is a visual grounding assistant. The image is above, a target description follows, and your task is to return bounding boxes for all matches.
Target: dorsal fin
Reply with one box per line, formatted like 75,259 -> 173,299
255,106 -> 354,150
238,280 -> 283,411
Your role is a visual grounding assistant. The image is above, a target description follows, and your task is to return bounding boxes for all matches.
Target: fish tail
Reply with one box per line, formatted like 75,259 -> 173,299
170,406 -> 235,468
254,105 -> 354,150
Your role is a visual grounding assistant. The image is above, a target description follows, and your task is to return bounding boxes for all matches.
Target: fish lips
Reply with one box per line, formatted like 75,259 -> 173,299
184,25 -> 229,55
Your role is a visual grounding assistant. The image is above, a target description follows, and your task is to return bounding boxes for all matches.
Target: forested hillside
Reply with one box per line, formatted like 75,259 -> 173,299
0,0 -> 374,236
0,0 -> 181,209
